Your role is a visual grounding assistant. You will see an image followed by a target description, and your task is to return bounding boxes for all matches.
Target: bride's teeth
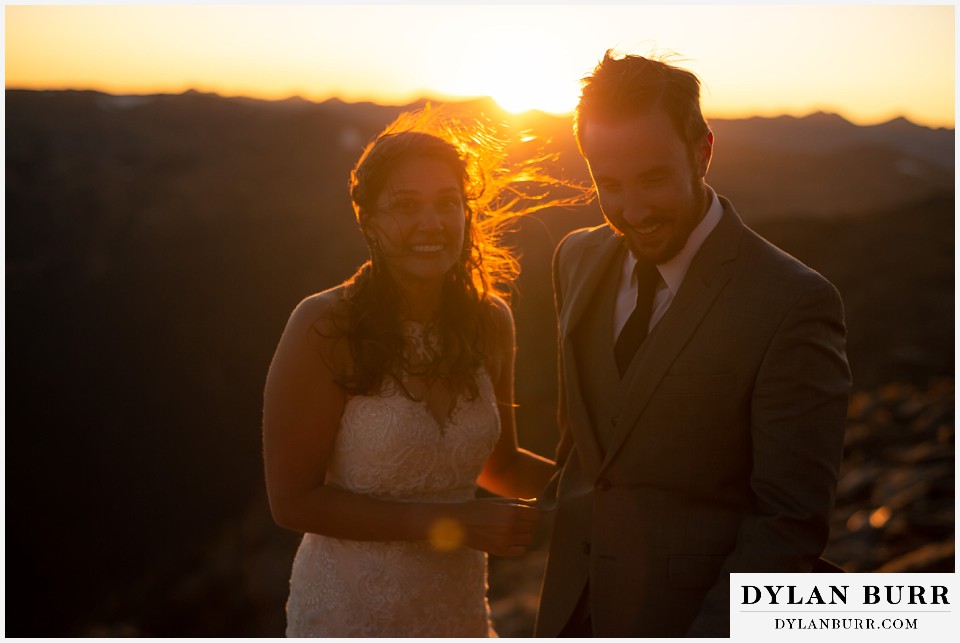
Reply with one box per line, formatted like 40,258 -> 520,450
412,244 -> 444,252
637,223 -> 659,234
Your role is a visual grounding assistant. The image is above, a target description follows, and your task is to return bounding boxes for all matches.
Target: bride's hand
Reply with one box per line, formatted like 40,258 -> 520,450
440,498 -> 542,557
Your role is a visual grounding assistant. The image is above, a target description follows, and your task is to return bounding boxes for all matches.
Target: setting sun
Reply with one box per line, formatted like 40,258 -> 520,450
470,69 -> 578,116
438,19 -> 584,115
448,58 -> 580,115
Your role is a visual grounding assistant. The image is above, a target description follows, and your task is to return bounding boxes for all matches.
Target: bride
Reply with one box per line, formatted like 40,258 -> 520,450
262,108 -> 572,636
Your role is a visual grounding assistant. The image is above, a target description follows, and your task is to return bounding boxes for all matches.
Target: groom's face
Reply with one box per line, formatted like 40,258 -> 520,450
581,106 -> 712,265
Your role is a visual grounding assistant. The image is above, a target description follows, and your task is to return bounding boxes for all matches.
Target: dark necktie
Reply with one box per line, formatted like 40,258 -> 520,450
614,261 -> 660,377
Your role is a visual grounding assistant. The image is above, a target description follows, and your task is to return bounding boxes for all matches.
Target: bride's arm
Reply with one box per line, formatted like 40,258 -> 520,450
477,296 -> 556,500
262,290 -> 539,556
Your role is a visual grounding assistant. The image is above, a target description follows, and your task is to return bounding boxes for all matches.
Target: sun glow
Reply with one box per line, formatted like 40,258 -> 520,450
4,4 -> 955,128
457,69 -> 580,116
438,21 -> 585,115
493,86 -> 577,116
466,54 -> 581,115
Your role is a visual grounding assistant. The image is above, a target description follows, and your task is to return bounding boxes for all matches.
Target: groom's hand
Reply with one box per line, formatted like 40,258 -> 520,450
451,498 -> 542,557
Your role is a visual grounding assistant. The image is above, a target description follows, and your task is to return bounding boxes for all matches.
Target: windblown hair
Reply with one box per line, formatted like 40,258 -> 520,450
329,106 -> 584,402
575,50 -> 710,156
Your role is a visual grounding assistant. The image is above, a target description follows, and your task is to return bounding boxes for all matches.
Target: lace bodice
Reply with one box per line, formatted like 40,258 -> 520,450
285,321 -> 501,637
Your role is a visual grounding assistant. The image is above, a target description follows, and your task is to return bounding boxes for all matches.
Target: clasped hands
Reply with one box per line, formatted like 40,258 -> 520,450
429,497 -> 542,557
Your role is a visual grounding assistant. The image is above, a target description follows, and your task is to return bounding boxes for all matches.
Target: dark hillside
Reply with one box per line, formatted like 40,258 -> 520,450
752,193 -> 954,390
4,89 -> 953,636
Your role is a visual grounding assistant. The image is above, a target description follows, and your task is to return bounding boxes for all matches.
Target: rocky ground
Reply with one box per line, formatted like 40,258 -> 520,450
823,378 -> 954,573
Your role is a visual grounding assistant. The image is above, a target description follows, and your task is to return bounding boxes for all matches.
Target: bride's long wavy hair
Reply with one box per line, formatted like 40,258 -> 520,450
331,106 -> 586,401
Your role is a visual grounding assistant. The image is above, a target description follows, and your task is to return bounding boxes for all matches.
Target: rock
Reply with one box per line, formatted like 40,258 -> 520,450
874,540 -> 955,573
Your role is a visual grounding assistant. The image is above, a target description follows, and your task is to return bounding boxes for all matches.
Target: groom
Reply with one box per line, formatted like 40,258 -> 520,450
534,51 -> 851,637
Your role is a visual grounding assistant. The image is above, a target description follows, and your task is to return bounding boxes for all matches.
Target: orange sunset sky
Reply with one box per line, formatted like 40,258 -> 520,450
3,3 -> 956,128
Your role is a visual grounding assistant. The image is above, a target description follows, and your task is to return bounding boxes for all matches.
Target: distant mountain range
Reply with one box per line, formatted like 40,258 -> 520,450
706,111 -> 953,218
11,88 -> 952,222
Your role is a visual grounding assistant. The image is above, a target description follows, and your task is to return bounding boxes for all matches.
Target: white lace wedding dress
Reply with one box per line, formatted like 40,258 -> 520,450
285,322 -> 501,637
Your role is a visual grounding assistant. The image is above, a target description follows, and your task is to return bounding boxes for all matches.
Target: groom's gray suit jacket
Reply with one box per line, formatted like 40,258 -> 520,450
535,197 -> 851,637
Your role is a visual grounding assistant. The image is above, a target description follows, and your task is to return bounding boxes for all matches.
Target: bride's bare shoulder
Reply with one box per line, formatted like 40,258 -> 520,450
281,286 -> 351,346
294,286 -> 346,320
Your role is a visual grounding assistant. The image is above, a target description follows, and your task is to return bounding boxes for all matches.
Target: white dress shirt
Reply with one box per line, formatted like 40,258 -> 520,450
613,188 -> 724,340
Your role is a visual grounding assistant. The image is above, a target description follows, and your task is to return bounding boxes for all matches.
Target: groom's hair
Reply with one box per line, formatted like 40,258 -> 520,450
575,50 -> 710,154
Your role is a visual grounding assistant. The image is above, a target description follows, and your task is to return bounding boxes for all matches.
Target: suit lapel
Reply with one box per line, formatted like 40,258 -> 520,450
560,230 -> 623,335
599,202 -> 746,471
560,230 -> 624,476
